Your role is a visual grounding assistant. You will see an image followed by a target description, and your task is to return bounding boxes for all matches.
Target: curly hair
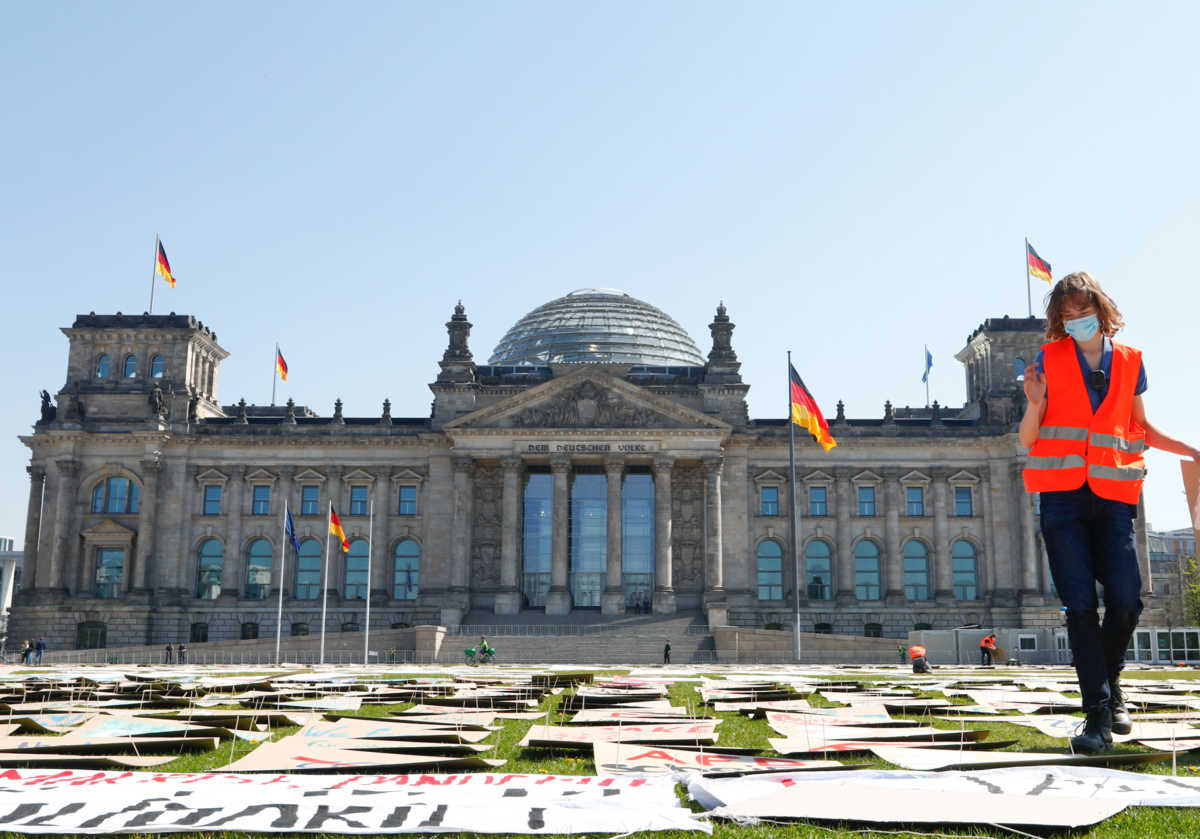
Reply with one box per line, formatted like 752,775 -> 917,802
1043,271 -> 1125,340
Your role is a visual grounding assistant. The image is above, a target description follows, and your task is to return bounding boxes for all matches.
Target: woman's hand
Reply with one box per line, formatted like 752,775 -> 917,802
1023,364 -> 1046,405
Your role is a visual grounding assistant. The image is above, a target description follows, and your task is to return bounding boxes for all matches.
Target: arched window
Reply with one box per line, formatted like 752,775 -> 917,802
952,540 -> 978,600
244,539 -> 272,599
903,540 -> 929,600
195,539 -> 223,599
393,539 -> 419,600
854,540 -> 881,600
123,354 -> 137,377
295,539 -> 321,599
345,538 -> 369,599
756,540 -> 783,600
96,354 -> 110,379
150,355 -> 164,378
1014,357 -> 1026,382
805,539 -> 832,600
91,476 -> 139,514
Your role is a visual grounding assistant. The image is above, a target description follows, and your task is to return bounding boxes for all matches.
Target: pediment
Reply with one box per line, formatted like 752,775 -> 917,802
803,470 -> 834,484
81,519 -> 136,539
852,470 -> 882,484
754,469 -> 787,485
294,469 -> 326,483
343,469 -> 377,484
900,470 -> 931,485
445,367 -> 731,432
195,468 -> 228,485
245,468 -> 277,485
391,468 -> 425,484
949,470 -> 981,484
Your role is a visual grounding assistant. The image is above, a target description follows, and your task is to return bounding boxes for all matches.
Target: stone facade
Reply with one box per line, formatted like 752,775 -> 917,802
12,304 -> 1168,650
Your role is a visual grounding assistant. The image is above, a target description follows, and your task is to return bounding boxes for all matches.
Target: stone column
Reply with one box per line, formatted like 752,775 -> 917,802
703,456 -> 726,607
545,455 -> 572,615
23,465 -> 45,589
1019,466 -> 1042,604
652,456 -> 676,614
325,465 -> 343,597
932,469 -> 953,601
494,456 -> 523,615
276,466 -> 295,595
602,457 -> 625,615
226,466 -> 246,597
834,468 -> 853,601
173,462 -> 197,594
450,456 -> 474,608
883,470 -> 903,602
133,457 -> 161,591
49,458 -> 80,591
986,458 -> 1016,605
371,466 -> 390,599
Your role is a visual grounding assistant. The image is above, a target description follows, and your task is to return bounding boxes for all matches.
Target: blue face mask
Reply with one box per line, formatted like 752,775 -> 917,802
1064,313 -> 1099,342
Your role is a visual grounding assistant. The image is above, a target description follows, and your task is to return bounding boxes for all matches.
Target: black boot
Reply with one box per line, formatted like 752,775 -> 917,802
1071,705 -> 1113,754
1108,680 -> 1132,735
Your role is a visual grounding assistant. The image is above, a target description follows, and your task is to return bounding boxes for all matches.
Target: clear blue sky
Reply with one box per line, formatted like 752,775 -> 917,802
3,2 -> 1198,549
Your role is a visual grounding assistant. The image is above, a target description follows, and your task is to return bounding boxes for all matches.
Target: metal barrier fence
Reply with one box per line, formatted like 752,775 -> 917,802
40,648 -> 433,667
452,624 -> 713,637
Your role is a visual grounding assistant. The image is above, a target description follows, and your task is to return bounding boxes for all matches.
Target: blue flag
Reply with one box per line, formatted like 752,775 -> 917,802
921,346 -> 933,384
284,508 -> 301,556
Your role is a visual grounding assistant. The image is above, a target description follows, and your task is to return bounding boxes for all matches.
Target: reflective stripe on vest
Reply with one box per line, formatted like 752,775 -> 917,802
1026,455 -> 1086,472
1089,464 -> 1146,482
1090,432 -> 1146,454
1039,426 -> 1089,441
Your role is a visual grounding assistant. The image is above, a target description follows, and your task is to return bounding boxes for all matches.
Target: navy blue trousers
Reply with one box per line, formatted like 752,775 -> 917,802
1039,485 -> 1143,711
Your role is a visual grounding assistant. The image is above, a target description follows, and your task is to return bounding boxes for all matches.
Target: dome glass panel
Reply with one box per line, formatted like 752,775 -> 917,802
488,289 -> 705,366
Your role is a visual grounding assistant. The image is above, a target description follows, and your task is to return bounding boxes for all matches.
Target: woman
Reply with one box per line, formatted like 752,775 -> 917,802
1020,272 -> 1200,753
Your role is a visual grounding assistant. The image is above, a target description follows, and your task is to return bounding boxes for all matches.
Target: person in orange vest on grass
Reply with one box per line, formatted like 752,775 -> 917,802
1020,272 -> 1200,754
908,644 -> 930,674
979,633 -> 997,666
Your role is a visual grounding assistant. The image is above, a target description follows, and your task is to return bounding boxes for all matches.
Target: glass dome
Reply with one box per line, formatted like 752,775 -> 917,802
488,289 -> 706,366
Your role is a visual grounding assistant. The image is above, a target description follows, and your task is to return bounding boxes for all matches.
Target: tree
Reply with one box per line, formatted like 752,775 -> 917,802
1182,556 -> 1200,626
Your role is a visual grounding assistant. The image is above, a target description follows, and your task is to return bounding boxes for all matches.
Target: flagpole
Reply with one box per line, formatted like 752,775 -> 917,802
1025,238 -> 1033,318
320,501 -> 332,665
787,351 -> 803,663
149,235 -> 160,315
275,501 -> 288,666
272,343 -> 278,407
363,501 -> 374,666
924,345 -> 930,408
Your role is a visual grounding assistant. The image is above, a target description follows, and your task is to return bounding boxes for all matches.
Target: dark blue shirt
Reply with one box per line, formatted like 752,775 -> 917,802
1035,336 -> 1147,413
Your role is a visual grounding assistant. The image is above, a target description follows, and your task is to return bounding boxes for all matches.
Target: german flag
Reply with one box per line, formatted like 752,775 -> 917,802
790,363 -> 836,452
276,347 -> 288,381
1027,241 -> 1052,284
329,507 -> 350,552
155,240 -> 175,288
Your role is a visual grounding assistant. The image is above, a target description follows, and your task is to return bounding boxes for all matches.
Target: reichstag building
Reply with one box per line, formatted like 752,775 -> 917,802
12,290 -> 1165,649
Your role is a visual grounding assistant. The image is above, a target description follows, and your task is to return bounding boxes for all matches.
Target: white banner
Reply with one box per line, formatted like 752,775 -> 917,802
0,770 -> 709,834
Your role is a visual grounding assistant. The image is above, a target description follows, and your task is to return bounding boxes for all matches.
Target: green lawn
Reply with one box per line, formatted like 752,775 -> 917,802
5,667 -> 1200,838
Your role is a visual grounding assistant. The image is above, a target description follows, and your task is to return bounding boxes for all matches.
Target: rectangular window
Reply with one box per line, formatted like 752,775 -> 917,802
857,486 -> 875,516
906,486 -> 924,517
809,486 -> 827,517
954,486 -> 973,516
1018,634 -> 1037,651
760,486 -> 779,516
203,485 -> 222,516
251,485 -> 270,516
301,485 -> 319,516
349,485 -> 369,516
95,547 -> 124,598
398,485 -> 417,515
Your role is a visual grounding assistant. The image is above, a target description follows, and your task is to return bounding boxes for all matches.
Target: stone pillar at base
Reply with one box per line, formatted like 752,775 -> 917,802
545,588 -> 571,615
413,624 -> 447,663
602,588 -> 625,615
493,588 -> 522,615
706,603 -> 729,627
439,607 -> 464,629
652,587 -> 676,614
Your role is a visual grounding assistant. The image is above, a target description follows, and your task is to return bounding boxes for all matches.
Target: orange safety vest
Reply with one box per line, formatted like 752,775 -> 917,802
909,645 -> 926,658
980,636 -> 995,650
1022,337 -> 1146,504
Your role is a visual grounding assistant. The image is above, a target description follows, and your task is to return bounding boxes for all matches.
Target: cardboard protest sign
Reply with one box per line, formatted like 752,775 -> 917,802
0,753 -> 177,768
705,781 -> 1124,829
388,711 -> 497,728
767,723 -> 986,743
593,742 -> 856,776
298,719 -> 492,743
769,738 -> 1017,757
1015,714 -> 1198,743
569,708 -> 699,725
221,739 -> 506,772
711,698 -> 813,714
870,745 -> 1171,771
66,717 -> 236,741
765,711 -> 915,732
1184,460 -> 1200,547
520,721 -> 719,749
0,770 -> 708,834
269,734 -> 491,756
0,735 -> 217,754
